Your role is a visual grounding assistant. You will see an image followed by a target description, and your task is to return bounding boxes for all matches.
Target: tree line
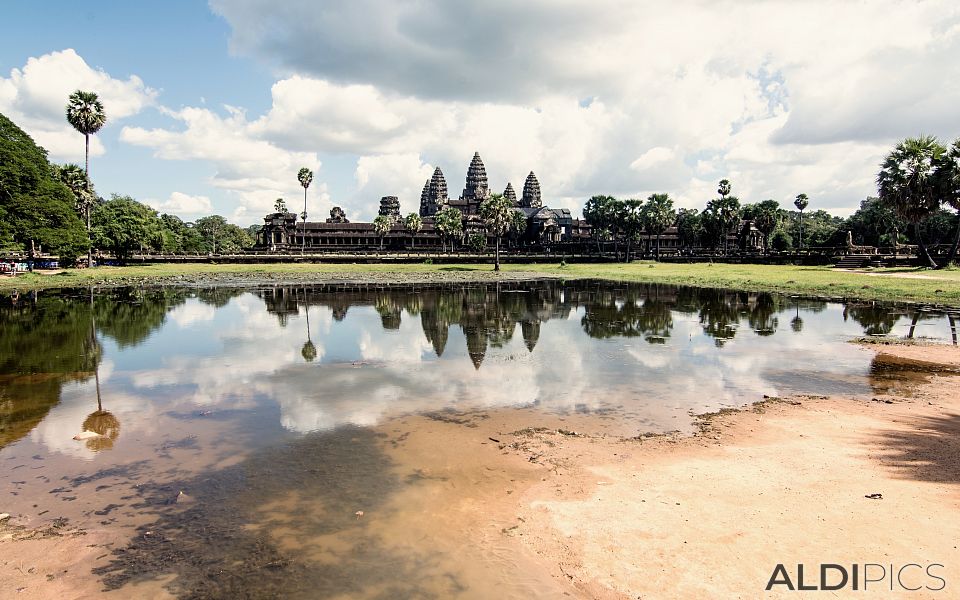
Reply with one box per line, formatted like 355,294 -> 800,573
582,144 -> 960,266
1,102 -> 257,266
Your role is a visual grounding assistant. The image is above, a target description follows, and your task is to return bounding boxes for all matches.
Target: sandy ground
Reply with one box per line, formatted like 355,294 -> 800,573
844,269 -> 957,282
372,343 -> 960,599
3,343 -> 959,598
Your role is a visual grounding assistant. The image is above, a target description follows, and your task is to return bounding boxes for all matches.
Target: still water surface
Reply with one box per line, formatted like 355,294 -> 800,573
0,280 -> 956,597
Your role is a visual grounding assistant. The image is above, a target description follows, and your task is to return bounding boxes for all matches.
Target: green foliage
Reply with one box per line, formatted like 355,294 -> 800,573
717,179 -> 732,199
794,193 -> 809,212
373,214 -> 393,237
55,163 -> 96,214
583,195 -> 618,241
509,209 -> 527,238
877,136 -> 946,225
478,193 -> 516,237
91,195 -> 164,263
0,111 -> 89,264
65,90 -> 106,137
297,168 -> 313,190
799,210 -> 844,247
675,208 -> 703,248
404,212 -> 423,233
704,195 -> 741,251
274,198 -> 288,213
877,135 -> 949,266
467,232 -> 487,252
434,206 -> 464,250
745,199 -> 780,249
373,214 -> 393,250
845,197 -> 904,247
643,193 -> 676,258
614,198 -> 644,258
770,227 -> 793,251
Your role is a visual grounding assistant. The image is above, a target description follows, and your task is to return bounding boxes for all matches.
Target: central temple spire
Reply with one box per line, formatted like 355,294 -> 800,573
460,151 -> 490,206
419,166 -> 449,217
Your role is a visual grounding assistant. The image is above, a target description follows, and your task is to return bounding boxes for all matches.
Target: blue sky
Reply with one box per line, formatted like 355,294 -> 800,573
3,1 -> 959,225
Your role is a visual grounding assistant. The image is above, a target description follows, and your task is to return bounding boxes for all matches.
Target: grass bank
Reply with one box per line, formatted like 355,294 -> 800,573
1,261 -> 958,306
527,262 -> 960,306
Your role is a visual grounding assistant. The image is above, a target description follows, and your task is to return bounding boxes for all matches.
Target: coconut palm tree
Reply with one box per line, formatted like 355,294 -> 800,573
877,136 -> 946,268
404,213 -> 423,249
66,91 -> 106,267
793,194 -> 809,249
479,193 -> 516,271
297,168 -> 313,255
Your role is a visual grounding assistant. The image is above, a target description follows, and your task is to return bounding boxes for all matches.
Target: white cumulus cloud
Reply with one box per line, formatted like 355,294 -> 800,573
0,49 -> 156,161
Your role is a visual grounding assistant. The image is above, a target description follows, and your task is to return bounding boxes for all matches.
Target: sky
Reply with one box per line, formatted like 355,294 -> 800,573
2,0 -> 959,226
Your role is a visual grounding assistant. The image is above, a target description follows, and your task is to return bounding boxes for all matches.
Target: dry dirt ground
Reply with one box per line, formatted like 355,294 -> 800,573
3,343 -> 959,599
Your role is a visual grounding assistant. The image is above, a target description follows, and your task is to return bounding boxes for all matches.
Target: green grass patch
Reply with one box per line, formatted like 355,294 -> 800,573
1,261 -> 958,306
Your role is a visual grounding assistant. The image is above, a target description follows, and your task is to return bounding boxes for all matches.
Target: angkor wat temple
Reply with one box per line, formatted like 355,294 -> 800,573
255,152 -> 590,252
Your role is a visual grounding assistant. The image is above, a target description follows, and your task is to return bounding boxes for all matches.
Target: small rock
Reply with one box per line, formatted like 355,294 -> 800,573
0,513 -> 10,521
73,431 -> 103,441
864,493 -> 883,500
175,491 -> 193,504
355,510 -> 364,520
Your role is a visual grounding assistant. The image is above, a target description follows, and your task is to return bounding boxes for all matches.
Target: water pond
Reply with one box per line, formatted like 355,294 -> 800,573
1,280 -> 956,598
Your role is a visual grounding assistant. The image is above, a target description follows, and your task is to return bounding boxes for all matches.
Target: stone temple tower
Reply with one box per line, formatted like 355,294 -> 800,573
503,182 -> 518,206
419,167 -> 449,217
378,196 -> 401,220
460,152 -> 490,210
521,171 -> 542,208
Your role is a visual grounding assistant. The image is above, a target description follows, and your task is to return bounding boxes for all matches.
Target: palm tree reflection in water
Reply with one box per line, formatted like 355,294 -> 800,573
83,286 -> 120,451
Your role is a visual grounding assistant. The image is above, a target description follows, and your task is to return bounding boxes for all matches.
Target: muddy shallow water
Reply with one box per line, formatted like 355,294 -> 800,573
1,280 -> 957,598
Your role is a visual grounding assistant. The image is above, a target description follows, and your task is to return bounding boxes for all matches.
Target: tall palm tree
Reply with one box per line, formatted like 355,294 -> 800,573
644,193 -> 676,260
877,136 -> 946,268
297,168 -> 313,255
435,207 -> 463,253
404,213 -> 423,249
717,179 -> 731,199
66,91 -> 106,267
793,194 -> 809,249
373,215 -> 392,251
940,138 -> 960,266
478,193 -> 517,271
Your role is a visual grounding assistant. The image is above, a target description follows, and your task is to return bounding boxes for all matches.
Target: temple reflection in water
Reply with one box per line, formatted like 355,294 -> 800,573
255,280 -> 957,367
1,280 -> 958,449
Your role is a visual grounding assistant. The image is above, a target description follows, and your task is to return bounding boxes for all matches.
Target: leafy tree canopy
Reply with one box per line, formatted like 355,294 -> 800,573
0,111 -> 88,263
91,194 -> 164,263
